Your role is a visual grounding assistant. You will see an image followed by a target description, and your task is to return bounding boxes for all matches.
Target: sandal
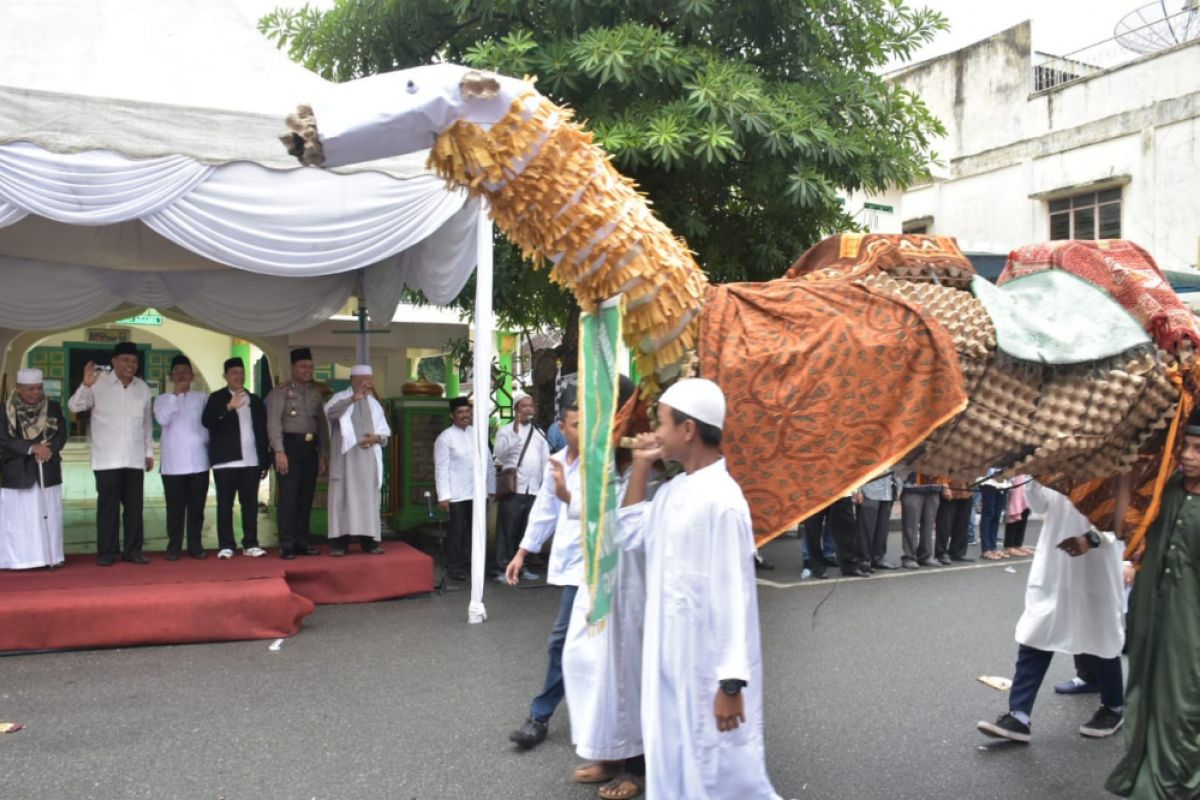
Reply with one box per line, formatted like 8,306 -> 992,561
0,722 -> 25,734
572,761 -> 623,784
982,551 -> 1003,561
598,773 -> 645,800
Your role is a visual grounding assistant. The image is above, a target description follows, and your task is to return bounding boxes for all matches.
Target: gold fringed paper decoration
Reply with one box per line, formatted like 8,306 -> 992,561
427,94 -> 708,394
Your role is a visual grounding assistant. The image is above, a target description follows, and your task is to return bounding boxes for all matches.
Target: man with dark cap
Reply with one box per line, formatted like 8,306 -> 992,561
434,396 -> 477,580
266,348 -> 328,559
153,354 -> 210,560
68,341 -> 154,566
203,357 -> 270,559
1106,410 -> 1200,798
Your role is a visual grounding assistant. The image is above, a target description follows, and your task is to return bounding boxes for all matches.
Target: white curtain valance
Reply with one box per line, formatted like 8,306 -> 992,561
0,142 -> 480,317
0,256 -> 408,337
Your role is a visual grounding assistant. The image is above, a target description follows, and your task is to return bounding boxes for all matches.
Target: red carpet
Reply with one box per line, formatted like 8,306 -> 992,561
0,544 -> 434,653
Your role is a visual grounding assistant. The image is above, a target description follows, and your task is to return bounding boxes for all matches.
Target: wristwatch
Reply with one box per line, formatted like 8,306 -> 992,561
1083,529 -> 1102,549
719,679 -> 746,696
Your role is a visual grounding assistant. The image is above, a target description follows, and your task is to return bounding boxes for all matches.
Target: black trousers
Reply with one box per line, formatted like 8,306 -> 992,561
804,497 -> 865,574
445,500 -> 473,573
1004,508 -> 1031,549
161,471 -> 209,553
95,468 -> 144,558
276,437 -> 318,553
935,497 -> 973,559
215,467 -> 261,551
858,498 -> 894,564
495,493 -> 536,574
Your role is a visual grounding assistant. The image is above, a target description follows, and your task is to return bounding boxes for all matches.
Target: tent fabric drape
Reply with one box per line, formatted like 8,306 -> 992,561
0,256 -> 368,336
0,142 -> 478,292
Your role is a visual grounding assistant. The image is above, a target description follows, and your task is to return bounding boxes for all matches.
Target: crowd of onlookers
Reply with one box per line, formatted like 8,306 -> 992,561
761,470 -> 1036,579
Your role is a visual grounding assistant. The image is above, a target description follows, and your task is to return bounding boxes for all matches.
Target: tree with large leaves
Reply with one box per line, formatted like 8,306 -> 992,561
262,0 -> 947,356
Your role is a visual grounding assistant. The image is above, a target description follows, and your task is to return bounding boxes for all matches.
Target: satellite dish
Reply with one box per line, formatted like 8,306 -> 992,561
1115,0 -> 1200,54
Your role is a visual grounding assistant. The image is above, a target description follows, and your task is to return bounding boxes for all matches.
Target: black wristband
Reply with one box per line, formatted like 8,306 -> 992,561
1084,530 -> 1102,549
719,679 -> 746,696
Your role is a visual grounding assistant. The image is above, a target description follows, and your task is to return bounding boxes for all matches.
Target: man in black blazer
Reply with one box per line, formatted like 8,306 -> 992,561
202,357 -> 269,558
0,368 -> 69,569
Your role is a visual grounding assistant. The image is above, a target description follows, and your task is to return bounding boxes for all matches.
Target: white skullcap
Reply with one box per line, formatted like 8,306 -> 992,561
512,390 -> 531,405
659,378 -> 726,430
16,368 -> 43,385
350,364 -> 373,376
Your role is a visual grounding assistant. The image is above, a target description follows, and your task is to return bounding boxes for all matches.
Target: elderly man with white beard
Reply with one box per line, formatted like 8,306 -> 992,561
0,368 -> 68,569
324,365 -> 392,557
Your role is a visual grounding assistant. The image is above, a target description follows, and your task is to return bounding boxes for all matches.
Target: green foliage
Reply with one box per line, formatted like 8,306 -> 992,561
261,0 -> 948,327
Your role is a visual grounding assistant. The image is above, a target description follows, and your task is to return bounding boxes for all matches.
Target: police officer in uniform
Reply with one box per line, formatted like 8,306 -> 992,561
266,347 -> 329,559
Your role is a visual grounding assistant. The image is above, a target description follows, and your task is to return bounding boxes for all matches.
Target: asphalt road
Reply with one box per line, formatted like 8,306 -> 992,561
1,522 -> 1128,799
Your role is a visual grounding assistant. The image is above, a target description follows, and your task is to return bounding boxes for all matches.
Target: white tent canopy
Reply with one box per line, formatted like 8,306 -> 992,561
1,0 -> 500,622
0,0 -> 482,336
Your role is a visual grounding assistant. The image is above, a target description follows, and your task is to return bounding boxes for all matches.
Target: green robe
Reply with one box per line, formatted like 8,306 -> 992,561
1107,475 -> 1200,798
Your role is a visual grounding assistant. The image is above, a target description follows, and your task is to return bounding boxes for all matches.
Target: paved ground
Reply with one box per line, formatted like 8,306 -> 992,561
1,522 -> 1128,799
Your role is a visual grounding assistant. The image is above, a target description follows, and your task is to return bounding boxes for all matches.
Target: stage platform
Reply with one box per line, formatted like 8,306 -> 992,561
0,544 -> 435,654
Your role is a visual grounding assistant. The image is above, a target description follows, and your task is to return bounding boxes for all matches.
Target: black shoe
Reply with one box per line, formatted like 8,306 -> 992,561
330,546 -> 346,557
1079,706 -> 1124,738
822,556 -> 839,567
97,554 -> 115,567
754,557 -> 775,571
977,713 -> 1031,743
122,553 -> 150,565
508,717 -> 548,749
872,560 -> 899,570
918,558 -> 940,567
296,547 -> 321,556
937,554 -> 952,565
363,545 -> 385,555
189,548 -> 207,559
280,551 -> 296,560
840,567 -> 872,577
950,555 -> 976,563
447,569 -> 467,581
165,550 -> 181,562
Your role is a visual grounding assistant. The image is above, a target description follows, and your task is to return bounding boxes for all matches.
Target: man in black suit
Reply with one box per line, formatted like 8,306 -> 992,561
202,357 -> 269,559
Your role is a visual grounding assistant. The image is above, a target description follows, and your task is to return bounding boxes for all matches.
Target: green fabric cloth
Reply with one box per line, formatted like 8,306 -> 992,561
1107,475 -> 1200,798
971,271 -> 1150,365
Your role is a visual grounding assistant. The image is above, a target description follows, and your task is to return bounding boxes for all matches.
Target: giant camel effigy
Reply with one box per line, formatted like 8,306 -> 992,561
280,65 -> 1199,563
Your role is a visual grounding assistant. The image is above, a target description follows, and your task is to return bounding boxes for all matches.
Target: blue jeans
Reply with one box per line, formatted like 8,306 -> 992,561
1009,644 -> 1124,717
979,486 -> 1006,553
529,584 -> 578,723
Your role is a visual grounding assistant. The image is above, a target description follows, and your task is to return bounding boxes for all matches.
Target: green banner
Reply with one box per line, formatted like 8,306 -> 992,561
578,296 -> 623,628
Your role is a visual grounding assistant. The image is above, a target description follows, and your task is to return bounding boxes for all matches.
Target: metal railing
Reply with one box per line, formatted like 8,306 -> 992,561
1033,4 -> 1200,92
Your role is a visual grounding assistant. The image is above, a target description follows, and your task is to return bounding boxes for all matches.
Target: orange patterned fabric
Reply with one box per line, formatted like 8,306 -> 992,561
700,279 -> 968,545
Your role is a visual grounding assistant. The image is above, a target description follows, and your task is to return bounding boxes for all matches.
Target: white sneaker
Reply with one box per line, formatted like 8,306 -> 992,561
217,548 -> 234,559
243,547 -> 266,557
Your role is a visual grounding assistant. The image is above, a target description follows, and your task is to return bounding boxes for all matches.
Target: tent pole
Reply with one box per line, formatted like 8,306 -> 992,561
468,200 -> 492,624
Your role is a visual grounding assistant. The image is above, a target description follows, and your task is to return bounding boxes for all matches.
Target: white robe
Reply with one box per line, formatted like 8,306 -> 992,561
326,390 -> 392,540
1014,481 -> 1126,659
562,468 -> 646,761
0,484 -> 64,569
618,458 -> 781,799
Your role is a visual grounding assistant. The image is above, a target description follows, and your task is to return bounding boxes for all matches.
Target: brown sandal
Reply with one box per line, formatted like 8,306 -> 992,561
0,722 -> 26,734
572,761 -> 623,784
598,773 -> 645,799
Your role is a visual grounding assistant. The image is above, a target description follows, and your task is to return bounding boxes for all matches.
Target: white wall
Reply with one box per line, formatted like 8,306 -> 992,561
881,22 -> 1200,270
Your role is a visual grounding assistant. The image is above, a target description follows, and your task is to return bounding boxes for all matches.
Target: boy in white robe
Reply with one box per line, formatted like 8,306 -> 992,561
618,378 -> 782,800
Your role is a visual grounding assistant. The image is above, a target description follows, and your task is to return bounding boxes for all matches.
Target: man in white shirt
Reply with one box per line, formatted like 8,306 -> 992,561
504,402 -> 582,750
434,396 -> 481,581
202,357 -> 269,559
153,354 -> 210,560
68,341 -> 154,566
492,391 -> 548,582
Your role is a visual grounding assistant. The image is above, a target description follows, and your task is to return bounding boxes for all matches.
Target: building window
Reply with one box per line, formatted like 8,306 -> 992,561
1049,188 -> 1121,240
